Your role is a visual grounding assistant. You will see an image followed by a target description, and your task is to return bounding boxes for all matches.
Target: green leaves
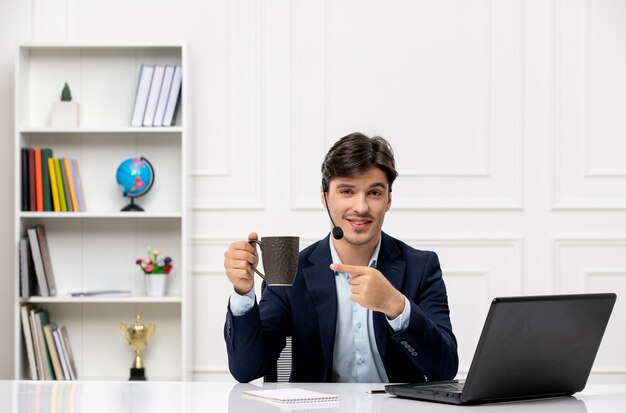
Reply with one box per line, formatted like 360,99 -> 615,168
61,82 -> 72,102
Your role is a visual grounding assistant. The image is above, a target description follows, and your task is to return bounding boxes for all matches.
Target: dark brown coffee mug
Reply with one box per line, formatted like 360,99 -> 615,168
249,236 -> 299,286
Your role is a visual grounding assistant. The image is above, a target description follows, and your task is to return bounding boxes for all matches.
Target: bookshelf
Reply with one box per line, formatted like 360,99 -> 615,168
13,44 -> 188,381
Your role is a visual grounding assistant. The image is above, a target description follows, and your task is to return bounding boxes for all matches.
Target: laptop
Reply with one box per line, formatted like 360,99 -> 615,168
385,293 -> 616,405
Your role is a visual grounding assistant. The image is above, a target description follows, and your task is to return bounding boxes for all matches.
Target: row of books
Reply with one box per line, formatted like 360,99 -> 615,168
131,64 -> 182,127
20,225 -> 56,297
21,147 -> 86,212
19,225 -> 134,299
20,304 -> 78,380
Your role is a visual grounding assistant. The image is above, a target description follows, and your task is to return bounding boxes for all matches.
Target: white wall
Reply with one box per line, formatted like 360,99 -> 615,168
1,0 -> 625,383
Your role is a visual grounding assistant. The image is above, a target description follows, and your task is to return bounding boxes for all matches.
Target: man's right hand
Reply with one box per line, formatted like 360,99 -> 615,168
224,232 -> 259,295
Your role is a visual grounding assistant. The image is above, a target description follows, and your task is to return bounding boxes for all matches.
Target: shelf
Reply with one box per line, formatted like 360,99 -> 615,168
14,43 -> 188,382
20,212 -> 183,219
20,127 -> 183,134
19,43 -> 185,50
22,296 -> 182,304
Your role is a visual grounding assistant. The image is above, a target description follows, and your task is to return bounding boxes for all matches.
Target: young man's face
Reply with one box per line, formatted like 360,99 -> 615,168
322,167 -> 392,249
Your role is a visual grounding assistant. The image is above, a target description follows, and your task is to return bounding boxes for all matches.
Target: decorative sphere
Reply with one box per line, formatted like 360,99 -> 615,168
116,158 -> 154,198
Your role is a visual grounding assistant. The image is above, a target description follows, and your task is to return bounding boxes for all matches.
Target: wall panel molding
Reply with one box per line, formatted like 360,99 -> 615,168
552,0 -> 626,210
290,0 -> 523,211
191,0 -> 265,211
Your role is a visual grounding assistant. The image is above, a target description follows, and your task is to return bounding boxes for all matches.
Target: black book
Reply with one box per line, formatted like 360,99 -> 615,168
27,227 -> 49,296
21,148 -> 29,211
41,148 -> 53,211
19,237 -> 32,298
35,226 -> 56,296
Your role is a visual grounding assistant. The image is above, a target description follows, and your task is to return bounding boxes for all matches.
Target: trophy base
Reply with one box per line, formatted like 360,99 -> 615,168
129,367 -> 146,381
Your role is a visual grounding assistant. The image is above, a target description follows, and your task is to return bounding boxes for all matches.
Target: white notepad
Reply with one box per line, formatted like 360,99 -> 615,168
242,388 -> 340,406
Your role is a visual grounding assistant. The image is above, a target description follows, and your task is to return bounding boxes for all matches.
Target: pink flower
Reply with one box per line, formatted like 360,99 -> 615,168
136,246 -> 174,275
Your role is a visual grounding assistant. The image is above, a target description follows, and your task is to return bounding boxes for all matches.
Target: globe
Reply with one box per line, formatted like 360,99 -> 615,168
116,157 -> 155,211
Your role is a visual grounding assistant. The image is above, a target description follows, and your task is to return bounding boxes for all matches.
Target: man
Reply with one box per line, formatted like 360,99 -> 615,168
224,132 -> 458,383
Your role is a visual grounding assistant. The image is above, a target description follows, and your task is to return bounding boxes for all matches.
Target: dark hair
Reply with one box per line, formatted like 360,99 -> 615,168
321,132 -> 398,191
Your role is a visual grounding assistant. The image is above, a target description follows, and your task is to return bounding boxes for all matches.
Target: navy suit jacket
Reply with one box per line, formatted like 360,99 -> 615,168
224,232 -> 458,383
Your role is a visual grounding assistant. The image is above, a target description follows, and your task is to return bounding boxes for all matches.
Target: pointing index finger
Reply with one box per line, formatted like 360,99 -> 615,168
330,263 -> 367,277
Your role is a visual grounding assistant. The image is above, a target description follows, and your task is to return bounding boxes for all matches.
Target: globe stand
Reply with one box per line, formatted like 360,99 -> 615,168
121,197 -> 144,212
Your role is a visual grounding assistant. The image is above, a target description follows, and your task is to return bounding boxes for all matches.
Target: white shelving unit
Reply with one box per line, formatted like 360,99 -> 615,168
13,44 -> 188,381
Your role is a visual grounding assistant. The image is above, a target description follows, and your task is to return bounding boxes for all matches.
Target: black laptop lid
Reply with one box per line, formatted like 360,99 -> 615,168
461,293 -> 616,403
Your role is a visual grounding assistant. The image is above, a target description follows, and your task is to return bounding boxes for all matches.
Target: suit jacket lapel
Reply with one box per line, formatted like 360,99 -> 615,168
373,233 -> 406,365
302,236 -> 337,377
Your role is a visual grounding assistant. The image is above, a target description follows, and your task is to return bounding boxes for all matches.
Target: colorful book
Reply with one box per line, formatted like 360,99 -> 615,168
53,159 -> 68,212
41,148 -> 54,211
48,158 -> 60,212
162,65 -> 182,126
52,329 -> 71,380
34,148 -> 43,211
27,227 -> 49,296
153,65 -> 175,126
28,148 -> 36,211
29,308 -> 44,379
35,226 -> 56,296
20,304 -> 38,380
21,148 -> 29,211
35,310 -> 56,380
131,64 -> 155,126
69,159 -> 86,211
143,65 -> 165,126
19,237 -> 33,298
59,159 -> 73,212
59,326 -> 78,380
43,323 -> 64,380
63,159 -> 79,212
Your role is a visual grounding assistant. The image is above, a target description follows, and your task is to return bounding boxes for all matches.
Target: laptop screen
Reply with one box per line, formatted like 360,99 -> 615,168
460,293 -> 616,403
385,293 -> 616,405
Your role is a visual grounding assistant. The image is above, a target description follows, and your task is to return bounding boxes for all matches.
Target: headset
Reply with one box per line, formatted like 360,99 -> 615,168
322,179 -> 344,240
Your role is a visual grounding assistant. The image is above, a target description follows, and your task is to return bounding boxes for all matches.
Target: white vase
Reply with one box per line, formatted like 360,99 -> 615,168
51,101 -> 80,127
145,274 -> 168,297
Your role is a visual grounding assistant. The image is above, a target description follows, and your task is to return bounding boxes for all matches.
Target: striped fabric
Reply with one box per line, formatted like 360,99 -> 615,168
264,336 -> 292,383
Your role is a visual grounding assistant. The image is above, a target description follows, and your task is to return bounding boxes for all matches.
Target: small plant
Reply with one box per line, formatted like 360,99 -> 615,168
136,247 -> 173,274
61,82 -> 72,102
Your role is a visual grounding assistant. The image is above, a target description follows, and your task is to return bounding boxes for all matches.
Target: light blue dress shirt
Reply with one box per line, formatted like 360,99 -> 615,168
329,237 -> 410,383
228,236 -> 411,383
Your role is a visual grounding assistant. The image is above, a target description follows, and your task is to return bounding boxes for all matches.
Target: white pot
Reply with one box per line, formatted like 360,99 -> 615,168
51,101 -> 80,127
145,274 -> 168,297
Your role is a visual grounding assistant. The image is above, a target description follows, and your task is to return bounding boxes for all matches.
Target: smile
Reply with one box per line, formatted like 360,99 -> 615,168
346,218 -> 372,230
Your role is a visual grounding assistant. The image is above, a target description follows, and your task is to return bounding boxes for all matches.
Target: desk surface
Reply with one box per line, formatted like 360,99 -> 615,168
3,381 -> 626,413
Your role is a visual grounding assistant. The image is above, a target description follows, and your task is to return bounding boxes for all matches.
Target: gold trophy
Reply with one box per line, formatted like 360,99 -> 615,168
121,314 -> 155,381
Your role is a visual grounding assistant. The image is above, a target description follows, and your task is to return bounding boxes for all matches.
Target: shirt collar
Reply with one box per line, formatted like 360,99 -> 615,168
329,236 -> 381,272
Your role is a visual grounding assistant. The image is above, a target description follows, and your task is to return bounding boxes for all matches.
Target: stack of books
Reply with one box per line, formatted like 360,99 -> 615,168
20,225 -> 56,298
20,304 -> 78,380
21,148 -> 86,212
130,64 -> 182,127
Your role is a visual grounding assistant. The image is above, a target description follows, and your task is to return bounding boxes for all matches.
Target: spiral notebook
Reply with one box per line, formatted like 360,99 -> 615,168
242,388 -> 339,408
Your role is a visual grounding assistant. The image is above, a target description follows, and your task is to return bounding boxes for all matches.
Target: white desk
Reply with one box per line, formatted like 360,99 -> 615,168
4,381 -> 626,412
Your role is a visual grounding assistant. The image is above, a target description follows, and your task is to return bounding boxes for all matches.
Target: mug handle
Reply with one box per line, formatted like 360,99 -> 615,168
248,240 -> 266,280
